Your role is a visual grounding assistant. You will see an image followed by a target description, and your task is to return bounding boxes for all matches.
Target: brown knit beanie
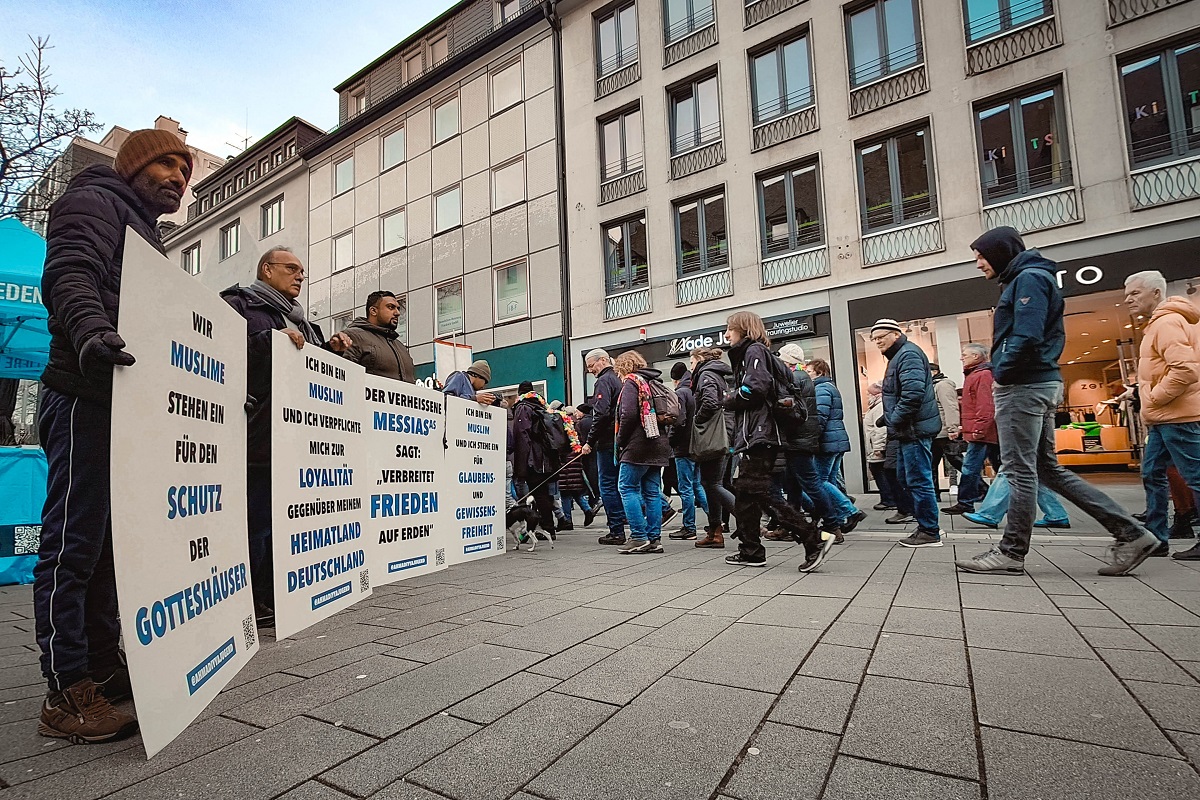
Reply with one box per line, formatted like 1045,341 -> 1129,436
114,129 -> 193,182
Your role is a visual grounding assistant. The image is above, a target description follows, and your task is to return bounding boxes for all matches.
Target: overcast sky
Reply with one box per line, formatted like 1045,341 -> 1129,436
2,0 -> 432,159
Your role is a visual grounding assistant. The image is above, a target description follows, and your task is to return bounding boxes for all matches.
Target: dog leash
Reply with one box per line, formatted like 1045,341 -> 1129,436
513,451 -> 586,506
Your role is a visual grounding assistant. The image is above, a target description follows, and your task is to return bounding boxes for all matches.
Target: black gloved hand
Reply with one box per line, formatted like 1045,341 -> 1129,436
875,414 -> 888,428
79,331 -> 135,378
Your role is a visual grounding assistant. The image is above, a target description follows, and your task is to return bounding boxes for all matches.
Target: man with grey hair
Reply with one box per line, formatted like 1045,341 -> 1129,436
222,247 -> 351,624
1125,270 -> 1200,560
944,342 -> 999,515
581,348 -> 628,543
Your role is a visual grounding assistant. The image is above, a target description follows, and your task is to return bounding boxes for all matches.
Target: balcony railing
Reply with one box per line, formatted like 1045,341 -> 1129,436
965,0 -> 1051,42
600,169 -> 646,204
596,44 -> 639,78
1130,154 -> 1200,209
596,61 -> 640,98
605,286 -> 652,320
849,63 -> 928,117
752,86 -> 815,126
861,218 -> 944,266
850,42 -> 923,88
752,105 -> 818,151
965,14 -> 1060,75
676,268 -> 733,305
1108,0 -> 1190,26
745,0 -> 806,28
664,5 -> 715,44
761,245 -> 830,288
983,186 -> 1081,234
670,140 -> 725,179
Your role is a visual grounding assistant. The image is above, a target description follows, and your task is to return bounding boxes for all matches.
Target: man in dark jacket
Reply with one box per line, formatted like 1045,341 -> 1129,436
871,319 -> 942,547
222,247 -> 351,624
956,227 -> 1155,576
582,349 -> 628,544
34,130 -> 194,743
339,291 -> 415,382
666,364 -> 708,540
511,381 -> 560,538
442,360 -> 496,405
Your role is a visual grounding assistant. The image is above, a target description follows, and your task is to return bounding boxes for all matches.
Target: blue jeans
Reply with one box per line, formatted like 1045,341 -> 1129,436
958,441 -> 1001,506
561,492 -> 592,517
618,463 -> 663,542
994,381 -> 1142,558
674,457 -> 708,532
789,453 -> 854,527
974,470 -> 1069,524
896,438 -> 939,534
1142,421 -> 1200,544
596,448 -> 626,536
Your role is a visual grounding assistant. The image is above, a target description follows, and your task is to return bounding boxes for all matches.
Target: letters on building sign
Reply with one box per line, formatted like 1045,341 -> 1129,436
665,316 -> 815,357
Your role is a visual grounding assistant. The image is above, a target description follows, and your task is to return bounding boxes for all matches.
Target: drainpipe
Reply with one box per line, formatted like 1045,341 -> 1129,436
543,0 -> 573,403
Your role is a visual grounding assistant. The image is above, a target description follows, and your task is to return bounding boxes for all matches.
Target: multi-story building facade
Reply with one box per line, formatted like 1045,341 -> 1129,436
560,0 -> 1200,491
17,116 -> 226,235
302,0 -> 568,398
164,118 -> 324,299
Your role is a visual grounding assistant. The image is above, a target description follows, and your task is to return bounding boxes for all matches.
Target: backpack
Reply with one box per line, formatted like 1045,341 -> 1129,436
648,379 -> 681,427
768,356 -> 809,435
530,407 -> 571,465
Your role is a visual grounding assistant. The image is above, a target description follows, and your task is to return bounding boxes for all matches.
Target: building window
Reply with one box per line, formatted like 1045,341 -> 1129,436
434,96 -> 459,143
494,261 -> 529,322
596,3 -> 638,77
976,84 -> 1070,204
675,190 -> 727,277
405,51 -> 423,82
600,107 -> 644,181
758,160 -> 823,257
436,280 -> 464,336
383,127 -> 405,170
1119,37 -> 1200,168
352,90 -> 366,115
434,186 -> 461,233
236,174 -> 246,191
260,157 -> 270,174
492,158 -> 524,211
964,0 -> 1051,44
856,125 -> 937,232
394,294 -> 409,342
181,242 -> 201,275
603,215 -> 649,294
846,0 -> 922,88
261,195 -> 285,238
287,142 -> 297,157
500,0 -> 521,22
750,33 -> 813,126
248,166 -> 258,182
430,35 -> 448,65
335,156 -> 354,195
273,150 -> 284,165
491,60 -> 523,114
670,74 -> 721,154
382,208 -> 407,253
664,0 -> 714,45
333,231 -> 354,271
219,220 -> 240,260
332,312 -> 352,333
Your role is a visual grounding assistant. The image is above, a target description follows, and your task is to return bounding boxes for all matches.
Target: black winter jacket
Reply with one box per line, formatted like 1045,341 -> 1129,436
726,339 -> 783,452
880,334 -> 941,441
616,368 -> 673,467
813,376 -> 852,454
668,372 -> 698,457
781,366 -> 821,455
41,165 -> 164,404
692,359 -> 735,453
991,250 -> 1065,385
586,366 -> 622,450
511,396 -> 558,478
222,285 -> 328,464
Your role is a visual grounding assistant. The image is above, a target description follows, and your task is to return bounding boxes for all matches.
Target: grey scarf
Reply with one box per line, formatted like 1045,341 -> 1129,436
245,280 -> 322,344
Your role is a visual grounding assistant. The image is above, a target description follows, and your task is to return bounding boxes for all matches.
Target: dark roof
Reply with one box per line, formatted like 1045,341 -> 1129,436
334,0 -> 477,92
190,116 -> 325,192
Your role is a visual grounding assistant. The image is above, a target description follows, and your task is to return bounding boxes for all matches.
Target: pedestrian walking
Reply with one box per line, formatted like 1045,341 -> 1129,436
955,227 -> 1156,576
943,344 -> 998,515
612,351 -> 672,553
863,383 -> 898,510
1123,271 -> 1200,561
667,363 -> 708,540
690,347 -> 737,548
511,382 -> 562,540
805,358 -> 864,531
929,363 -> 964,492
583,349 -> 630,545
870,319 -> 943,547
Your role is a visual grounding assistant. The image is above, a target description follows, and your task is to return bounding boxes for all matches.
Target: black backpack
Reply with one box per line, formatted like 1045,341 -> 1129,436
768,356 -> 809,435
531,407 -> 572,466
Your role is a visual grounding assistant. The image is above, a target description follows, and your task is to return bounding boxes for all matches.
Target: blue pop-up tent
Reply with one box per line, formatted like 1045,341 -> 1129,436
0,217 -> 49,585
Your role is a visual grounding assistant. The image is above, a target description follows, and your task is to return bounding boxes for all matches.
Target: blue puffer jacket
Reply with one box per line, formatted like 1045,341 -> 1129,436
991,250 -> 1065,385
812,375 -> 851,454
880,334 -> 941,441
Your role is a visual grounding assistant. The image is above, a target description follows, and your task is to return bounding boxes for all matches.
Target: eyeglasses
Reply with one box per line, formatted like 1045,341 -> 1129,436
266,262 -> 305,277
869,335 -> 892,343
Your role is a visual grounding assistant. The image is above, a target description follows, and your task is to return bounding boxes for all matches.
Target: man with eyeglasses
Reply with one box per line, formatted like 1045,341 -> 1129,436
222,247 -> 351,626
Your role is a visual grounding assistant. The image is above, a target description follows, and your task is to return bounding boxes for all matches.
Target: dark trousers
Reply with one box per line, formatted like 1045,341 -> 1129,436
525,470 -> 558,533
33,389 -> 121,691
698,455 -> 736,529
248,463 -> 274,607
867,461 -> 897,506
734,445 -> 814,560
932,437 -> 964,487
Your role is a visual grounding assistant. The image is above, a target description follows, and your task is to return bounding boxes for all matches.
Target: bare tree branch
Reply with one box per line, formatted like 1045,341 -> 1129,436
0,35 -> 102,221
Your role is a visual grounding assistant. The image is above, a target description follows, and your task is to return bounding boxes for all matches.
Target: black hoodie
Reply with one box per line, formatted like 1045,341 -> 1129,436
41,165 -> 164,404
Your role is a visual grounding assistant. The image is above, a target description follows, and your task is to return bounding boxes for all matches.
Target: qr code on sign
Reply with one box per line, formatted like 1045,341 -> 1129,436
14,525 -> 40,556
358,569 -> 370,593
242,614 -> 256,650
435,548 -> 446,566
496,536 -> 505,552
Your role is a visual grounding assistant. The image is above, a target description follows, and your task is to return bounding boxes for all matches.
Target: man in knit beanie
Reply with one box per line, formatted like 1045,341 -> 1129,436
32,130 -> 192,743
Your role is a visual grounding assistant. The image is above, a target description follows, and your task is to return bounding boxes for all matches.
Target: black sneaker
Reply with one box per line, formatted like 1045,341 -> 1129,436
598,534 -> 626,545
724,552 -> 766,567
1172,542 -> 1200,560
886,512 -> 915,524
1149,541 -> 1171,557
898,530 -> 943,548
535,531 -> 549,541
661,506 -> 678,527
941,502 -> 975,515
799,532 -> 837,573
254,601 -> 275,628
558,521 -> 575,531
1169,516 -> 1197,540
840,510 -> 867,534
583,509 -> 598,527
668,529 -> 697,540
91,665 -> 132,702
873,503 -> 896,511
1132,511 -> 1147,522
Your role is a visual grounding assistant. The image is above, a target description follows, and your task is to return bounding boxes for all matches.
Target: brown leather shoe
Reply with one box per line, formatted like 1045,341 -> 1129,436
695,524 -> 725,548
38,678 -> 138,744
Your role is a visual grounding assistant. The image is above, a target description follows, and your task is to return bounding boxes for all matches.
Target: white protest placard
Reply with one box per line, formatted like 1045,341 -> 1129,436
271,335 -> 371,639
363,375 -> 448,584
442,395 -> 507,563
111,232 -> 257,758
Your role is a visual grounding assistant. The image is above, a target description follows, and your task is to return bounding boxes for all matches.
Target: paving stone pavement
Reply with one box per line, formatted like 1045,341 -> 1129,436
1,510 -> 1199,799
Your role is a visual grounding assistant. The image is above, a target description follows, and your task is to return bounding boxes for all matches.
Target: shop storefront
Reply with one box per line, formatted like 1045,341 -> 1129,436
844,235 -> 1200,489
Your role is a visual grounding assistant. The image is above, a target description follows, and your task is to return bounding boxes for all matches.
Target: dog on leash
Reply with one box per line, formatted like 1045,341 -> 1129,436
506,502 -> 552,552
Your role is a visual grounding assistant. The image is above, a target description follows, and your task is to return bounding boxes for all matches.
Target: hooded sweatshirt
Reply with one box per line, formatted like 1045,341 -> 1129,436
1138,296 -> 1200,425
341,316 -> 415,382
973,227 -> 1064,386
